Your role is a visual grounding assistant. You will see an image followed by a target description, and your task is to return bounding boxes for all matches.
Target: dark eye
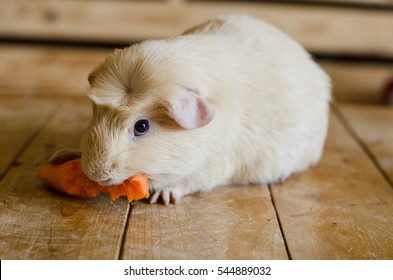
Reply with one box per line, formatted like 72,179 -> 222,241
133,119 -> 150,136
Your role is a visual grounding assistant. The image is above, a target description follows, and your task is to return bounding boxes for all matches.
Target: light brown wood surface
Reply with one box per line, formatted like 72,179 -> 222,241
0,95 -> 287,259
1,0 -> 392,56
0,95 -> 392,259
270,107 -> 393,259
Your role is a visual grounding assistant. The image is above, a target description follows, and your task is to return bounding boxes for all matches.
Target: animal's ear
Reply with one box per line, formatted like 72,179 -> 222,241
165,87 -> 215,129
88,64 -> 103,87
87,70 -> 97,86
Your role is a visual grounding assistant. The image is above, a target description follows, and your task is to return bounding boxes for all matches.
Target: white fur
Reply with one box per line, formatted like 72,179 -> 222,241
78,14 -> 331,204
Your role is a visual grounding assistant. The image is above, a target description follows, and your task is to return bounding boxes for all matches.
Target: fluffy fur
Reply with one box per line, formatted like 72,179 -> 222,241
64,14 -> 331,204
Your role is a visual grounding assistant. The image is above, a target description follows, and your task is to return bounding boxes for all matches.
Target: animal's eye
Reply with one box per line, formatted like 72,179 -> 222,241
133,119 -> 150,136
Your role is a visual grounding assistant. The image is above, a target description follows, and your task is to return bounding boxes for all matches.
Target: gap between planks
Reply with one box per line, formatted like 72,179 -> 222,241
118,202 -> 133,260
332,103 -> 393,188
267,184 -> 292,260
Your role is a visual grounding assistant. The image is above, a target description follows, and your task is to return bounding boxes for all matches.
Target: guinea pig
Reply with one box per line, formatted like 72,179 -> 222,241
54,14 -> 331,205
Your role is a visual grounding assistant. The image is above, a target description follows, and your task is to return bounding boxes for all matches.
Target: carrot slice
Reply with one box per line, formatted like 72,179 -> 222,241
38,158 -> 149,202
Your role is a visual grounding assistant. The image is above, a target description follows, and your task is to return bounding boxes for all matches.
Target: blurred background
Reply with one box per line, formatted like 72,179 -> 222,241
0,0 -> 392,103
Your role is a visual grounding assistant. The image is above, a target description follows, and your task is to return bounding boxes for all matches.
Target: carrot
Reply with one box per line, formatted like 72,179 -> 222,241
38,158 -> 149,202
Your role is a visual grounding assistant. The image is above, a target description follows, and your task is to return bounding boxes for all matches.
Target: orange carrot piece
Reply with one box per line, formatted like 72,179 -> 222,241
38,158 -> 149,202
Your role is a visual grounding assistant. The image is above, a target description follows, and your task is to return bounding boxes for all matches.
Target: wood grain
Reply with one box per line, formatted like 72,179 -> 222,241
0,45 -> 108,95
0,96 -> 131,259
339,104 -> 393,182
1,0 -> 392,56
0,95 -> 60,177
123,185 -> 288,259
270,109 -> 393,259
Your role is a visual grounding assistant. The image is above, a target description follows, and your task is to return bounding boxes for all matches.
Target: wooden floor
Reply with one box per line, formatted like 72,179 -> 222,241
0,94 -> 392,260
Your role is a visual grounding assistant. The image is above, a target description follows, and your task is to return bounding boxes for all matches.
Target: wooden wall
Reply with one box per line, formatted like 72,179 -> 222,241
0,0 -> 392,103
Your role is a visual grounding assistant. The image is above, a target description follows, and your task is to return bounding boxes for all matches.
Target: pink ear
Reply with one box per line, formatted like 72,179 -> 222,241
167,87 -> 215,129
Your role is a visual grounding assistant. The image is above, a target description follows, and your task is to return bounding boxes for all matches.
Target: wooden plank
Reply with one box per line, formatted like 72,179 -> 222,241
270,109 -> 393,259
122,185 -> 288,259
339,104 -> 393,181
320,62 -> 393,103
0,96 -> 130,259
1,45 -> 392,104
0,45 -> 108,95
0,0 -> 392,56
0,95 -> 59,177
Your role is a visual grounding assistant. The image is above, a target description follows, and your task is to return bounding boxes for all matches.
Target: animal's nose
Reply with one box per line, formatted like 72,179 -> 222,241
80,157 -> 118,185
83,167 -> 113,185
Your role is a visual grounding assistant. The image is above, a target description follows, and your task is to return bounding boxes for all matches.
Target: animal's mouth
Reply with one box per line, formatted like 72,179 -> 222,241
97,172 -> 146,187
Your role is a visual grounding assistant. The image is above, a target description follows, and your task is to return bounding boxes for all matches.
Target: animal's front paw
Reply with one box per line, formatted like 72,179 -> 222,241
149,188 -> 182,205
270,175 -> 291,185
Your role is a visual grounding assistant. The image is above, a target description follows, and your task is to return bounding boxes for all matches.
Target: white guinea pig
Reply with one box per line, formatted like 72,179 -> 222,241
68,14 -> 331,204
